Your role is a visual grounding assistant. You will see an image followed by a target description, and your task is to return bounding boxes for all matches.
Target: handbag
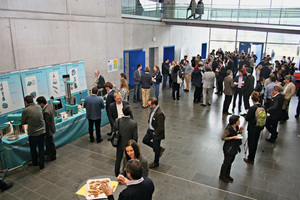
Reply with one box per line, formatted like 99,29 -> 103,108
110,119 -> 121,147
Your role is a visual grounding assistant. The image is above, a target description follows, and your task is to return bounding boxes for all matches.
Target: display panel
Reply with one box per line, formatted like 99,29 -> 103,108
0,71 -> 25,123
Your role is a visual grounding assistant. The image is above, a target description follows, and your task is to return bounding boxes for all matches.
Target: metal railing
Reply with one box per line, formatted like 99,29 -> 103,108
122,3 -> 300,26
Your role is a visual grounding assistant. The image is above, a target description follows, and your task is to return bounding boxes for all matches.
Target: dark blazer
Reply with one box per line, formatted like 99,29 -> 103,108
233,75 -> 245,92
114,117 -> 138,149
260,66 -> 271,79
133,69 -> 142,85
108,177 -> 154,200
141,73 -> 152,89
43,104 -> 56,136
191,68 -> 202,87
242,74 -> 255,96
267,93 -> 285,121
148,106 -> 165,140
217,66 -> 227,82
84,94 -> 105,120
108,101 -> 133,126
96,75 -> 107,96
226,60 -> 234,71
105,89 -> 116,111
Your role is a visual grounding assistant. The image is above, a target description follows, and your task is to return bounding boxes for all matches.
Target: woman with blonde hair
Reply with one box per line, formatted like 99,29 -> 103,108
256,65 -> 262,82
119,79 -> 129,101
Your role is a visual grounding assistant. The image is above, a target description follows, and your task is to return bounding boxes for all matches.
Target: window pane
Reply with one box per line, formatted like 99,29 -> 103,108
237,30 -> 266,42
210,28 -> 236,41
210,41 -> 236,52
266,44 -> 298,61
268,32 -> 300,44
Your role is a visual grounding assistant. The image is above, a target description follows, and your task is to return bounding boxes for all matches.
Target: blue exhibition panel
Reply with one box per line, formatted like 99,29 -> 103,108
0,71 -> 25,124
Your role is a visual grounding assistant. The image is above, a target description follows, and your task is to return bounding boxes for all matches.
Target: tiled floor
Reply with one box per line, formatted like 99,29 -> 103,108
1,87 -> 300,200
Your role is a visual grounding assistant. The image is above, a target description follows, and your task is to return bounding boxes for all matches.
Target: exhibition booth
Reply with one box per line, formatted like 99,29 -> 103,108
0,61 -> 109,170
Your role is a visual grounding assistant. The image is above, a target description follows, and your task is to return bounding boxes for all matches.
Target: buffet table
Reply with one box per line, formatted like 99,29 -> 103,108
0,109 -> 109,170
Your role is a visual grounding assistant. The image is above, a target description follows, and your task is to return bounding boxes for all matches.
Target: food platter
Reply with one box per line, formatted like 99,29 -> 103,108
86,178 -> 111,199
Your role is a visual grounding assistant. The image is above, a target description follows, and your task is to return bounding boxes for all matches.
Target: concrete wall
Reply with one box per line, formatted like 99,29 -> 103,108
0,0 -> 209,89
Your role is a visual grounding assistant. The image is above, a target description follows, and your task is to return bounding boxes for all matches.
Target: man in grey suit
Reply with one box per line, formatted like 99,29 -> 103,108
133,64 -> 142,103
36,96 -> 57,161
223,70 -> 235,115
202,67 -> 215,106
84,87 -> 105,143
114,105 -> 138,176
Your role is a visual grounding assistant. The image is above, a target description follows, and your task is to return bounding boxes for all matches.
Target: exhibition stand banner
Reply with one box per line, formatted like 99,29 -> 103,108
46,64 -> 67,99
0,71 -> 25,124
20,67 -> 51,102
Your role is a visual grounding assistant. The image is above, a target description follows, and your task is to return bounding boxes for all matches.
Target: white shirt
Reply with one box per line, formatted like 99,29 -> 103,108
116,102 -> 124,118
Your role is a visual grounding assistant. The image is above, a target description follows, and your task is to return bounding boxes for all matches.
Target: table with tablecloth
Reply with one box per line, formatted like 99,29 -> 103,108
0,109 -> 109,170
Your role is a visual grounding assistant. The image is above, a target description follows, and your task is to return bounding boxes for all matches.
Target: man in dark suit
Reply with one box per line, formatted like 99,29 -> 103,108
143,97 -> 166,168
242,67 -> 255,115
226,55 -> 234,74
133,64 -> 142,102
265,86 -> 285,143
232,70 -> 244,113
36,96 -> 57,161
101,160 -> 154,200
84,87 -> 105,143
114,105 -> 137,176
108,92 -> 133,135
105,82 -> 116,136
223,70 -> 235,114
94,70 -> 106,96
215,61 -> 227,95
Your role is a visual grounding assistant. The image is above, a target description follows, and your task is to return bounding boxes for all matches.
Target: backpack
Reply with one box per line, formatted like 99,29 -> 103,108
255,106 -> 267,127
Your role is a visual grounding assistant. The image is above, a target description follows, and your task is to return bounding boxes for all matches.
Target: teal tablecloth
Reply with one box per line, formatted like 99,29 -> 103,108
0,110 -> 109,169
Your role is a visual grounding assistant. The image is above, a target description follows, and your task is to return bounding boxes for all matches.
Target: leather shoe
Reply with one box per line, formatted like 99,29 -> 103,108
107,132 -> 112,136
1,181 -> 13,191
265,138 -> 275,143
226,175 -> 234,182
149,162 -> 159,169
223,112 -> 232,115
159,148 -> 165,158
219,176 -> 229,183
201,104 -> 206,107
243,158 -> 254,164
97,138 -> 103,143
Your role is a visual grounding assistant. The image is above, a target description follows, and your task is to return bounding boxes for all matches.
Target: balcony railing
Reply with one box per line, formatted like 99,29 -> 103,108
122,3 -> 300,26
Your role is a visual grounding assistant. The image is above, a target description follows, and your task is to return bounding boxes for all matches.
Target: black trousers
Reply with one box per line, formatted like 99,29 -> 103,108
45,134 -> 56,160
247,128 -> 262,161
172,83 -> 180,99
143,129 -> 162,164
223,95 -> 233,113
88,119 -> 101,142
115,147 -> 124,176
266,117 -> 279,141
232,88 -> 243,111
243,94 -> 251,110
194,85 -> 203,102
29,134 -> 45,170
220,153 -> 236,177
168,74 -> 173,88
297,97 -> 300,116
217,81 -> 223,93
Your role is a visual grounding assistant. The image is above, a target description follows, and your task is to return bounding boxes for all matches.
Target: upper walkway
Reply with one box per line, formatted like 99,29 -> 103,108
122,2 -> 300,34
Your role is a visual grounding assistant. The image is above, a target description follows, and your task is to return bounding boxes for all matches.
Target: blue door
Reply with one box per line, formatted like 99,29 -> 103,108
201,43 -> 207,59
163,46 -> 175,62
124,49 -> 145,86
239,42 -> 251,54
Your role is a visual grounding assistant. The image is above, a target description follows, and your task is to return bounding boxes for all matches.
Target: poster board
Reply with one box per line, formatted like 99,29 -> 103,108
107,59 -> 118,72
0,71 -> 24,123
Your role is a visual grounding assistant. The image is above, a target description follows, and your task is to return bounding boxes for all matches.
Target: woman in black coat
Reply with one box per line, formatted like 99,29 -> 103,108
172,62 -> 181,100
219,115 -> 244,183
